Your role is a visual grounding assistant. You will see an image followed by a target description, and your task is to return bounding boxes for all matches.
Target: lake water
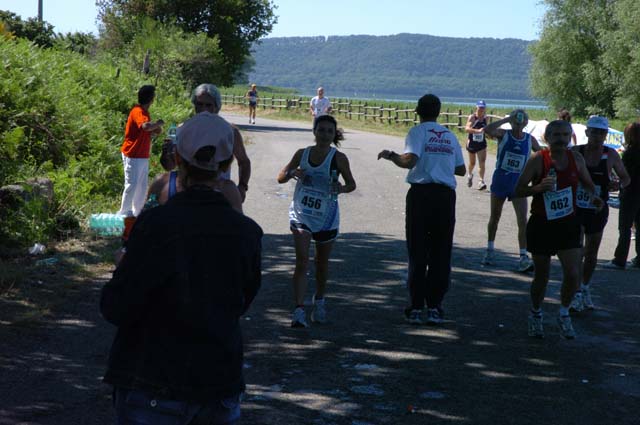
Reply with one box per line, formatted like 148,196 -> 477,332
314,92 -> 548,110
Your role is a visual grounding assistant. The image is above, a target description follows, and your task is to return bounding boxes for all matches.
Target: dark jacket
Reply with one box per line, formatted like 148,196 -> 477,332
101,188 -> 262,402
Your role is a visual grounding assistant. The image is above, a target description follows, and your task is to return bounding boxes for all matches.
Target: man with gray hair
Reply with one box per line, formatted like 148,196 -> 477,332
190,83 -> 251,202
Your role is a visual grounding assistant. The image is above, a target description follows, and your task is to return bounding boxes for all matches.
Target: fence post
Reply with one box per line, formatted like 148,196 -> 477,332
348,101 -> 352,120
458,109 -> 463,129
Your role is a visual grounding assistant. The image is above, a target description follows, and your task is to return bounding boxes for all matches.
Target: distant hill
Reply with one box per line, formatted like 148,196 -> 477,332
248,34 -> 534,100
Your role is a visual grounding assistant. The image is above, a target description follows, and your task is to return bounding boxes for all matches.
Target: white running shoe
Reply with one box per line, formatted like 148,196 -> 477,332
478,180 -> 487,191
518,255 -> 534,272
481,249 -> 496,265
311,296 -> 327,324
467,173 -> 473,188
252,119 -> 256,124
582,287 -> 595,310
291,307 -> 309,328
557,315 -> 576,339
569,292 -> 584,312
528,314 -> 544,338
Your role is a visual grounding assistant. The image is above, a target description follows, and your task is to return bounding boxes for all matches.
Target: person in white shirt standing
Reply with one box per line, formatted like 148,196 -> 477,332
378,94 -> 466,325
309,87 -> 332,124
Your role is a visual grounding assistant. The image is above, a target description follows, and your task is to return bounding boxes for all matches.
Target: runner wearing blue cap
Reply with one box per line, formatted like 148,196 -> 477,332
465,100 -> 489,190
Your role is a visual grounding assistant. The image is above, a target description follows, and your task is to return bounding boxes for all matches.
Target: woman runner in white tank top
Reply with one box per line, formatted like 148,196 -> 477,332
277,115 -> 357,328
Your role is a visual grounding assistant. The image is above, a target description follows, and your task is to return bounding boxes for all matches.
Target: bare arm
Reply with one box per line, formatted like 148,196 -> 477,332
484,116 -> 509,140
232,127 -> 251,201
611,150 -> 631,189
530,135 -> 542,152
220,180 -> 243,213
335,152 -> 356,194
514,153 -> 551,198
377,150 -> 418,169
465,115 -> 481,134
277,149 -> 304,183
141,119 -> 164,132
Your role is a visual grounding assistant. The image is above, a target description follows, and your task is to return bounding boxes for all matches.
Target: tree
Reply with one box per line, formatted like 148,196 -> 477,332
96,0 -> 277,86
530,0 -> 640,118
0,10 -> 55,47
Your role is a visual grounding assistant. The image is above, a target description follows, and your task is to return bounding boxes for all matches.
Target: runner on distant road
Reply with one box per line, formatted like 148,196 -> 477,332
309,87 -> 332,124
465,100 -> 489,190
246,83 -> 259,124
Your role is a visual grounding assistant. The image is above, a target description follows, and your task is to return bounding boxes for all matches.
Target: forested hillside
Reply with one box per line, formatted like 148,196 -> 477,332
249,34 -> 533,100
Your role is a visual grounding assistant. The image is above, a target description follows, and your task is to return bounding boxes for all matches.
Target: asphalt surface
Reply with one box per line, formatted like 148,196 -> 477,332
1,113 -> 638,425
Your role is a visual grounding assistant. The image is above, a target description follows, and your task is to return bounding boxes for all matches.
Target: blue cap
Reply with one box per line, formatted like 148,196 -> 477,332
476,100 -> 486,108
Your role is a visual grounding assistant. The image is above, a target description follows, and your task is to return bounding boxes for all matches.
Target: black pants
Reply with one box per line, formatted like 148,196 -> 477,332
406,183 -> 456,310
613,187 -> 640,265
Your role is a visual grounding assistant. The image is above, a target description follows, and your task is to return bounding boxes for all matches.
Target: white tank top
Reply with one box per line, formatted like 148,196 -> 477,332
288,147 -> 339,232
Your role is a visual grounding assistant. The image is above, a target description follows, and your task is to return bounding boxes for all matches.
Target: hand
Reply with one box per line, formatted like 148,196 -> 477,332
538,176 -> 556,192
331,181 -> 342,195
592,195 -> 604,212
608,179 -> 620,192
288,167 -> 304,180
377,150 -> 394,160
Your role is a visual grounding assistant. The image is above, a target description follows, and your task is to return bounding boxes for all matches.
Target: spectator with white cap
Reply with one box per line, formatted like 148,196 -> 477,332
102,112 -> 262,425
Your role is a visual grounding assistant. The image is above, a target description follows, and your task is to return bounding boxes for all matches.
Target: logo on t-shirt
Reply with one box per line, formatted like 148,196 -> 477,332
429,129 -> 449,138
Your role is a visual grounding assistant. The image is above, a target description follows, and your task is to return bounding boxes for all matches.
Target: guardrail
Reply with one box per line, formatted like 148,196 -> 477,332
221,94 -> 501,130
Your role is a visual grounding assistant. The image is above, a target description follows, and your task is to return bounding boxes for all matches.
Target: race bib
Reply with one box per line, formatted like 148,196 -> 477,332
249,95 -> 257,102
576,184 -> 600,209
501,151 -> 525,173
472,133 -> 484,142
298,187 -> 330,218
543,187 -> 573,220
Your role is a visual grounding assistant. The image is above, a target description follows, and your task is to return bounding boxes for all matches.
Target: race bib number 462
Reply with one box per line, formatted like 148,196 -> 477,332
543,187 -> 574,220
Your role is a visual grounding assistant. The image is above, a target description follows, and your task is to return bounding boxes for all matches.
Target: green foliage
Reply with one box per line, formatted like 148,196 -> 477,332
0,37 -> 193,250
54,32 -> 98,56
531,0 -> 640,118
0,194 -> 55,249
249,34 -> 534,100
97,0 -> 277,86
0,10 -> 56,47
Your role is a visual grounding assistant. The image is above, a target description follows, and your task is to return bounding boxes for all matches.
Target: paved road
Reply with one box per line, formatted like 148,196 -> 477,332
1,114 -> 637,425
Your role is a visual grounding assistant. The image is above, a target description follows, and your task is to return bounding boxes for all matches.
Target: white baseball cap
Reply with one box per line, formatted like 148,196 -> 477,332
176,112 -> 234,171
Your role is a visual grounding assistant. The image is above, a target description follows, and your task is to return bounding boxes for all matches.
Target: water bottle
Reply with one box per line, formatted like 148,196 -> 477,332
168,123 -> 177,143
547,167 -> 557,192
89,213 -> 124,236
330,169 -> 339,201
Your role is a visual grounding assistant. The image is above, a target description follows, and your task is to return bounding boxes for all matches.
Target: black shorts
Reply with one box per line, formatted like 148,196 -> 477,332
577,205 -> 609,235
466,140 -> 487,153
290,222 -> 338,243
526,214 -> 582,256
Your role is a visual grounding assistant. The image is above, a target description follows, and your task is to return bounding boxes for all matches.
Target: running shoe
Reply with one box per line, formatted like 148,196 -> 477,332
528,314 -> 544,338
252,119 -> 256,124
311,295 -> 327,324
582,287 -> 595,310
477,180 -> 487,191
426,308 -> 444,325
557,315 -> 576,339
481,249 -> 496,265
602,260 -> 625,270
467,173 -> 473,188
569,292 -> 584,312
517,255 -> 534,272
291,307 -> 309,328
404,308 -> 423,325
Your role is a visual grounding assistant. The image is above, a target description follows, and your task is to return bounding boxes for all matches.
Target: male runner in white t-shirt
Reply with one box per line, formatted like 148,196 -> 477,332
310,87 -> 332,122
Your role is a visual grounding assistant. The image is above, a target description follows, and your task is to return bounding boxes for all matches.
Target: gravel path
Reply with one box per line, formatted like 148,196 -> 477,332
1,114 -> 638,425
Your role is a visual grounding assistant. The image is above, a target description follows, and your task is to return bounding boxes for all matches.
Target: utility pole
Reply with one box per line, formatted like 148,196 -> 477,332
38,0 -> 43,22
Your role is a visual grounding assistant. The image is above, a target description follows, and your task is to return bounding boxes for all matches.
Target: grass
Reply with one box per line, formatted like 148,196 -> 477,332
0,236 -> 121,326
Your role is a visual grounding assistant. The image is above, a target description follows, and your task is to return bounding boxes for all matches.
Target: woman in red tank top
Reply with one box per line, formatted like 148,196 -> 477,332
513,120 -> 603,340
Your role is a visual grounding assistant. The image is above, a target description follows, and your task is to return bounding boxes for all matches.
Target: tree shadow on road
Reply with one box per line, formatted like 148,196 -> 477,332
242,232 -> 640,425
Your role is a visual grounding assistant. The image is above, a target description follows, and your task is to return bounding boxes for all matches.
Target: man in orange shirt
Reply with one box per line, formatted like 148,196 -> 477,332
118,85 -> 164,217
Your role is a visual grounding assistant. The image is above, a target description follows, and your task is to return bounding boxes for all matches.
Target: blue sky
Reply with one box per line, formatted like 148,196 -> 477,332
0,0 -> 546,40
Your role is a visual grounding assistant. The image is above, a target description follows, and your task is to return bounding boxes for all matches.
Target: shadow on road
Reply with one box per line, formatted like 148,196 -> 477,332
1,233 -> 638,424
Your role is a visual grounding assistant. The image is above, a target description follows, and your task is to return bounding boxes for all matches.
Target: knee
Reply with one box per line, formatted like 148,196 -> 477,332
295,254 -> 310,269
